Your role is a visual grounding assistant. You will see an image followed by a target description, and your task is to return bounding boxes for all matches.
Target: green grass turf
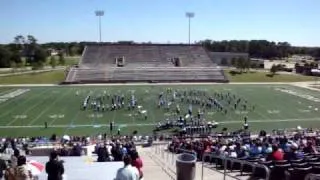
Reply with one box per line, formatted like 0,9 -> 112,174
225,70 -> 315,82
20,56 -> 80,67
64,56 -> 80,66
45,56 -> 80,66
0,70 -> 66,84
0,84 -> 320,137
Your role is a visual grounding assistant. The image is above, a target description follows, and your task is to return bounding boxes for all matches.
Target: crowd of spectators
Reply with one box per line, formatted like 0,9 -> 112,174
95,139 -> 136,162
0,134 -> 145,180
168,130 -> 320,161
168,129 -> 320,180
0,133 -> 155,158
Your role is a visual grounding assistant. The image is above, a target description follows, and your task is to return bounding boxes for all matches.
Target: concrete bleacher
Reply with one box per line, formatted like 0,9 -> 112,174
65,44 -> 228,83
29,156 -> 122,180
148,145 -> 241,180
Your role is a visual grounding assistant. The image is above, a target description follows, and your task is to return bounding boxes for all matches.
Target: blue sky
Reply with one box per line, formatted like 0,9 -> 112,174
0,0 -> 319,46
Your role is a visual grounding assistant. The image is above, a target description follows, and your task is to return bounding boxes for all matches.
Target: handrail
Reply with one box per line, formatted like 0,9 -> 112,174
152,145 -> 270,180
201,153 -> 270,180
175,148 -> 197,156
78,46 -> 87,66
305,173 -> 320,180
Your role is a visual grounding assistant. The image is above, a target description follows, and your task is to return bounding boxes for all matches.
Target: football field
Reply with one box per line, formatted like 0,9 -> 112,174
1,84 -> 320,137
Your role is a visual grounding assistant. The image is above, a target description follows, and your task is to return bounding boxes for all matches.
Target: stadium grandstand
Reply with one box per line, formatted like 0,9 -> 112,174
64,44 -> 228,83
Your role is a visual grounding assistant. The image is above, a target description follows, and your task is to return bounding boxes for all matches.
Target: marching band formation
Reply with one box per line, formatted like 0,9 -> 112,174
74,88 -> 255,135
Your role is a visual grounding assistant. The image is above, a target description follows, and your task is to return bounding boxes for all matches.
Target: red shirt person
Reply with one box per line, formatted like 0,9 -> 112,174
131,151 -> 143,179
267,144 -> 284,161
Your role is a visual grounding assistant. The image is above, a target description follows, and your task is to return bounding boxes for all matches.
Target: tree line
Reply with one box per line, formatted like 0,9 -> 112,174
200,40 -> 320,59
0,35 -> 83,68
1,36 -> 320,68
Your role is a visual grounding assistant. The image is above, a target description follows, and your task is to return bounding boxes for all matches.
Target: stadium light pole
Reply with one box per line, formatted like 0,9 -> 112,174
185,12 -> 195,45
95,10 -> 104,43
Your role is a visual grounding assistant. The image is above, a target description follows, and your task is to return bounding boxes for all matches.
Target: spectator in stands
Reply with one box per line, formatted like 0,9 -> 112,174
131,151 -> 143,179
11,149 -> 20,168
112,143 -> 124,161
97,144 -> 109,162
71,143 -> 82,156
101,141 -> 114,161
228,146 -> 237,158
59,144 -> 70,156
284,143 -> 304,160
0,155 -> 7,179
14,155 -> 32,180
115,155 -> 139,180
121,145 -> 128,156
303,140 -> 318,154
46,151 -> 65,180
266,144 -> 284,161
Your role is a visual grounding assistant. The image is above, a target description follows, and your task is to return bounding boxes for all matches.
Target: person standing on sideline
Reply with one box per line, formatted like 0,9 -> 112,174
115,155 -> 139,180
131,151 -> 143,179
46,151 -> 64,180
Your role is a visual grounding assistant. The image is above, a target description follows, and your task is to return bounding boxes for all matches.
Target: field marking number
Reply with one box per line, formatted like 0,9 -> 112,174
267,110 -> 280,114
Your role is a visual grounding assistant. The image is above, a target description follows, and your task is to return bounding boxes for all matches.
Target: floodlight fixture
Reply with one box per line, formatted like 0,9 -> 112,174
185,12 -> 195,45
95,10 -> 105,43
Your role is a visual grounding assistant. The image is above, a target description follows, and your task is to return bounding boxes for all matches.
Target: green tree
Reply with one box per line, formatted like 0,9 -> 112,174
270,64 -> 277,75
236,57 -> 245,72
250,63 -> 257,69
26,35 -> 37,45
0,46 -> 12,68
220,58 -> 228,66
243,58 -> 251,71
31,47 -> 47,69
58,52 -> 65,65
11,52 -> 22,64
13,35 -> 25,51
23,35 -> 38,65
231,58 -> 237,67
50,56 -> 57,68
10,61 -> 17,72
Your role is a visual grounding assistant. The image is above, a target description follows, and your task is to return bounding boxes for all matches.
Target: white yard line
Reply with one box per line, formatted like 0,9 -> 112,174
266,86 -> 304,120
0,117 -> 319,128
0,123 -> 156,128
0,88 -> 15,96
0,82 -> 303,87
4,89 -> 50,125
228,88 -> 270,120
0,89 -> 31,109
48,89 -> 74,126
26,89 -> 71,126
217,117 -> 320,124
0,81 -> 318,89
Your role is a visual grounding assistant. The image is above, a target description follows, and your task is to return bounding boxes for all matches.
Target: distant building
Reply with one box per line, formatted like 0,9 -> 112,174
263,60 -> 296,69
47,48 -> 59,56
47,48 -> 65,56
207,52 -> 249,65
289,54 -> 314,61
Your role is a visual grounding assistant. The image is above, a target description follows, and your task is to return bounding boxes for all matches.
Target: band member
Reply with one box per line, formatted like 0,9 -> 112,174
243,116 -> 249,129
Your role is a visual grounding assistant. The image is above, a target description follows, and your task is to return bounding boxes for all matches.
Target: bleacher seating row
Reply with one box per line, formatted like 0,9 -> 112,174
65,67 -> 227,83
65,44 -> 228,83
80,44 -> 214,67
206,153 -> 320,180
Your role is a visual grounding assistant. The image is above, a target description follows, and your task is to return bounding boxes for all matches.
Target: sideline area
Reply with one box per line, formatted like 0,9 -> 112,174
0,81 -> 319,89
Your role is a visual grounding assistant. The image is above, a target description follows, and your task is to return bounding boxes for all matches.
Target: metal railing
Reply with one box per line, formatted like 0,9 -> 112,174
152,145 -> 270,180
201,152 -> 270,180
305,173 -> 320,180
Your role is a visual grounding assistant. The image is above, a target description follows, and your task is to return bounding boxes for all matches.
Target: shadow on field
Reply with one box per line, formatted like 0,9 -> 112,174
266,73 -> 277,77
229,70 -> 256,76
